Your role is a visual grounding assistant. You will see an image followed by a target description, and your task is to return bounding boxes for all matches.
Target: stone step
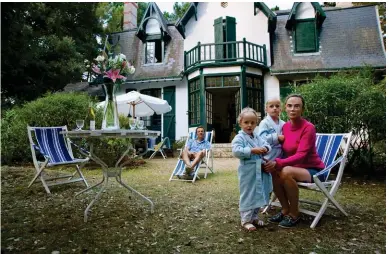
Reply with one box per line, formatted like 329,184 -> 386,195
212,143 -> 233,158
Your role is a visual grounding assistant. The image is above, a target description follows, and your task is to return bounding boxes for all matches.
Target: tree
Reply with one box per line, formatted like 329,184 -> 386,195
271,6 -> 280,11
96,2 -> 124,33
323,2 -> 336,7
1,3 -> 103,106
137,2 -> 148,26
163,2 -> 191,22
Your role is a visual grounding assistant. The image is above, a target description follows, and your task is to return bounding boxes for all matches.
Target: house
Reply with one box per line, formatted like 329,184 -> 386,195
109,2 -> 385,144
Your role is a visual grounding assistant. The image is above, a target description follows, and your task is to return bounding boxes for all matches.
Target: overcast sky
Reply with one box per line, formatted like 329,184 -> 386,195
156,1 -> 306,14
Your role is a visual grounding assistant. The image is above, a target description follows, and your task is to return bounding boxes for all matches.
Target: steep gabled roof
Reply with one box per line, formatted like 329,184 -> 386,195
175,2 -> 199,39
136,2 -> 171,42
271,5 -> 386,74
254,2 -> 277,33
286,2 -> 326,29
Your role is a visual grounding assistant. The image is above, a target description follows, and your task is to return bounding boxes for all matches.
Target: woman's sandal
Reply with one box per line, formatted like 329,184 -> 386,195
252,219 -> 265,228
242,222 -> 257,232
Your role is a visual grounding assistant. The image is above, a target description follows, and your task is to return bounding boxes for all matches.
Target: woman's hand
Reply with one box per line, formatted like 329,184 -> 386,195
262,159 -> 277,173
278,135 -> 285,143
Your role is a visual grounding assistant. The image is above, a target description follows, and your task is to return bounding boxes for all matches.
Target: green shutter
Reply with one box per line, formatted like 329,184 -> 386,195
225,16 -> 236,59
163,86 -> 176,144
214,17 -> 224,60
295,21 -> 317,52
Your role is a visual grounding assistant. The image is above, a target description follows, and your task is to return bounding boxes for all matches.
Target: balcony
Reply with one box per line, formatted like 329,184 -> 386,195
184,39 -> 267,71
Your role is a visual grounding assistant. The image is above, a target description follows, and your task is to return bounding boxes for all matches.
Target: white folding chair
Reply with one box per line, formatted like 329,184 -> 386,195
169,130 -> 214,183
264,132 -> 352,228
149,137 -> 171,159
27,126 -> 90,194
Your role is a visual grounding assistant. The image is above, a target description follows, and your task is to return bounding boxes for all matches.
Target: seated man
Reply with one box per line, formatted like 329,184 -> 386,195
182,126 -> 211,176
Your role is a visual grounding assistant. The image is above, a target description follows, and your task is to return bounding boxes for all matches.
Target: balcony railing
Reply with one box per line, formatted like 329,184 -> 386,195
184,38 -> 267,71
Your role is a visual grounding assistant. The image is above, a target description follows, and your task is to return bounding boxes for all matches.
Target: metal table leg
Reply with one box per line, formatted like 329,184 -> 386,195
76,141 -> 154,222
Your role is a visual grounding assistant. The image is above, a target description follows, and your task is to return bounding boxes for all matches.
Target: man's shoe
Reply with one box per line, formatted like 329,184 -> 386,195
268,212 -> 284,223
185,166 -> 193,175
278,215 -> 300,228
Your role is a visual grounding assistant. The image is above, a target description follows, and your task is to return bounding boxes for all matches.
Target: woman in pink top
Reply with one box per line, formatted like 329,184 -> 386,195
263,94 -> 324,228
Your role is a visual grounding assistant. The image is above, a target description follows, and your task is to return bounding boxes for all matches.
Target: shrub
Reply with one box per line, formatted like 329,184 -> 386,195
295,68 -> 385,177
1,92 -> 132,165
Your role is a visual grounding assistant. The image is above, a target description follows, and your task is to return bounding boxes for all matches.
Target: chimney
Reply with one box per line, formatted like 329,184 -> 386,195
123,2 -> 138,30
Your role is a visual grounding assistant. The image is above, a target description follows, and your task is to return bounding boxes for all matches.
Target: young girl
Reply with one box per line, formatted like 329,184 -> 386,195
257,97 -> 285,162
232,107 -> 272,232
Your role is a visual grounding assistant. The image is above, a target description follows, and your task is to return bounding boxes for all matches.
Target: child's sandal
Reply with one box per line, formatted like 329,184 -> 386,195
252,219 -> 265,228
242,222 -> 257,232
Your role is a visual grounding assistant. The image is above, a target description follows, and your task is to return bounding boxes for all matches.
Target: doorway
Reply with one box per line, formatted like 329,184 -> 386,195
206,87 -> 239,143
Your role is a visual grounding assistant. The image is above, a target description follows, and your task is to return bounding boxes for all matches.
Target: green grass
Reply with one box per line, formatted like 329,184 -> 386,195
1,158 -> 386,253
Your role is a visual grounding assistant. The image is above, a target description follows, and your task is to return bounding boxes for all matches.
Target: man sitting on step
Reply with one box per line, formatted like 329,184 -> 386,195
182,126 -> 211,176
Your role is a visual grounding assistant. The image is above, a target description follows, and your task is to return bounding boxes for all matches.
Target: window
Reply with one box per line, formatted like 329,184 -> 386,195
145,40 -> 163,64
214,16 -> 236,60
205,76 -> 239,88
189,79 -> 200,125
206,91 -> 213,124
294,20 -> 318,53
246,76 -> 263,119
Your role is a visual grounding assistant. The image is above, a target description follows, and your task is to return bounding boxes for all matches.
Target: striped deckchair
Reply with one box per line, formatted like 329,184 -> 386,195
264,132 -> 352,228
27,126 -> 89,194
169,130 -> 214,183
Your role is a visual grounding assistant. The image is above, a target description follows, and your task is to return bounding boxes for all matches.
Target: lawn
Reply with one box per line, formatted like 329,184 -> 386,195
1,158 -> 386,253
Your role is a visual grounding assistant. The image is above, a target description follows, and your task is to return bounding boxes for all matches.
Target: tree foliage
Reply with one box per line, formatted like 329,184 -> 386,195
1,3 -> 103,106
294,68 -> 386,176
163,2 -> 191,22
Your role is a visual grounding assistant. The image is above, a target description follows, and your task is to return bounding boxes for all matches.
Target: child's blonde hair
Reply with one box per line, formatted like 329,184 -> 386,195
237,107 -> 259,123
265,97 -> 282,107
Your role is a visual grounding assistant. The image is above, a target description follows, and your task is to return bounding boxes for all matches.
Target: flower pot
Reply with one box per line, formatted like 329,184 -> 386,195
101,79 -> 120,130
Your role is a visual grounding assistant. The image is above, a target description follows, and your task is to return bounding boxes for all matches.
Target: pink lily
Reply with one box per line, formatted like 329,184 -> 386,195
104,69 -> 125,83
92,65 -> 101,74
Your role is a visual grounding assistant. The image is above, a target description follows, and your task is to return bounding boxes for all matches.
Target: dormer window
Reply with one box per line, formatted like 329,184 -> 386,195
145,39 -> 163,64
294,19 -> 317,52
136,3 -> 171,65
286,2 -> 326,54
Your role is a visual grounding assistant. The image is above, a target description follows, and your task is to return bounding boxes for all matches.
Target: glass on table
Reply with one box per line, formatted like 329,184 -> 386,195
76,120 -> 84,130
137,120 -> 144,130
129,118 -> 137,130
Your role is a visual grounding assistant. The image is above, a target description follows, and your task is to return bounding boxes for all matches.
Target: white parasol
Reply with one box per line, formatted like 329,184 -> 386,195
98,91 -> 172,117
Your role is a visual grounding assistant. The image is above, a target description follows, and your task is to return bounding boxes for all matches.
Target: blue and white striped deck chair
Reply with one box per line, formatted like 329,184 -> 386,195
264,132 -> 352,228
27,126 -> 90,194
149,137 -> 170,159
169,130 -> 214,183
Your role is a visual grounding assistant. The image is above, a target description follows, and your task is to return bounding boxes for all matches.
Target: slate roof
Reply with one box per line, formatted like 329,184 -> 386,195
111,25 -> 184,81
271,5 -> 386,74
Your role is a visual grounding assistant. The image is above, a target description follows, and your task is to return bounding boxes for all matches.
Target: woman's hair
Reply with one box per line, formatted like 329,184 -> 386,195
284,94 -> 305,109
237,107 -> 259,123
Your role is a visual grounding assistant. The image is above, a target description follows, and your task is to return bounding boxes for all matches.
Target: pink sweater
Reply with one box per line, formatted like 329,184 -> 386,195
275,118 -> 324,170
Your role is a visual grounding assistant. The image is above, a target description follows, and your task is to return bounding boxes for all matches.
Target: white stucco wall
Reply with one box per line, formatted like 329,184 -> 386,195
203,66 -> 241,74
184,2 -> 272,66
263,73 -> 280,103
295,3 -> 315,19
175,78 -> 189,140
145,13 -> 161,34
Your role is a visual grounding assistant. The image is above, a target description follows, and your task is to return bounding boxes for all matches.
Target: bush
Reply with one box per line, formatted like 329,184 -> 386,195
295,68 -> 386,177
1,92 -> 131,165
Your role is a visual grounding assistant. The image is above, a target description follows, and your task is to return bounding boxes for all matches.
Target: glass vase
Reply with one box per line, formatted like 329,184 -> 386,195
101,79 -> 120,130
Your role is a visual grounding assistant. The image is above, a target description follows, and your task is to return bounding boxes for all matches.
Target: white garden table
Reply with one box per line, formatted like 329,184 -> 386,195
63,129 -> 160,222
